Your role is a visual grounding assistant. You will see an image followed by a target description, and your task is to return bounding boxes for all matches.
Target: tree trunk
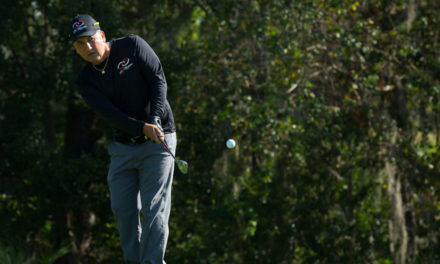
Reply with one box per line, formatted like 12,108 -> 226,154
56,96 -> 98,264
386,158 -> 408,264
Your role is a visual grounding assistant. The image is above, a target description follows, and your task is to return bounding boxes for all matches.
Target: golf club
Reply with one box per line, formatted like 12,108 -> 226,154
157,137 -> 188,174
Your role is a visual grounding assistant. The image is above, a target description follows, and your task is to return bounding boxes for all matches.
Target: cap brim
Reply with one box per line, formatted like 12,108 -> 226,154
71,29 -> 99,43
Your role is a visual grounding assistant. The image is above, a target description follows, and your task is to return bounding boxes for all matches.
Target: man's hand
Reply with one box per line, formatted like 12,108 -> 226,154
142,123 -> 164,144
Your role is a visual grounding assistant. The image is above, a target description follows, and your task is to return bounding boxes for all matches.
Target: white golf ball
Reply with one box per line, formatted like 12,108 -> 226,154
226,139 -> 236,149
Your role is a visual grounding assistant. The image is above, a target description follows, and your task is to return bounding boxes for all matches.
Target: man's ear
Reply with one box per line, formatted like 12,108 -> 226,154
100,30 -> 106,42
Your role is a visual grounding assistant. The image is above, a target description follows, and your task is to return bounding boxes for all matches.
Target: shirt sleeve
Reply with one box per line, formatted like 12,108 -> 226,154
76,77 -> 145,136
133,35 -> 167,121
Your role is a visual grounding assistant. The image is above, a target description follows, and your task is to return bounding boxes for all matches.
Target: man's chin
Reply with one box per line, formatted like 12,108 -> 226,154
87,56 -> 102,65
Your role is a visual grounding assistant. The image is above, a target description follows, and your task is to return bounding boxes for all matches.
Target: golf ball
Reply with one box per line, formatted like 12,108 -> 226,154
226,139 -> 236,149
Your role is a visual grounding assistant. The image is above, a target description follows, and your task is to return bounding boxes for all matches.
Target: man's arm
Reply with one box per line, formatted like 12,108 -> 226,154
77,81 -> 163,142
133,35 -> 167,128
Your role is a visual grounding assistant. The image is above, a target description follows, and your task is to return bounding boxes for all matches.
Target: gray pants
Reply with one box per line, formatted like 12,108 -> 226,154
107,133 -> 176,264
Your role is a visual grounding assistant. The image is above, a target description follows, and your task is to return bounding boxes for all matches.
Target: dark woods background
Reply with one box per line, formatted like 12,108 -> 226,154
1,1 -> 439,263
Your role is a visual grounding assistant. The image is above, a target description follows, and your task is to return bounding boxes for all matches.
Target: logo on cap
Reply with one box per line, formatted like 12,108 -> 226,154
72,20 -> 87,34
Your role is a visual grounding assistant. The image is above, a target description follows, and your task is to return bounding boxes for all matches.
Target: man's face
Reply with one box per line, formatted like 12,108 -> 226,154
73,31 -> 108,65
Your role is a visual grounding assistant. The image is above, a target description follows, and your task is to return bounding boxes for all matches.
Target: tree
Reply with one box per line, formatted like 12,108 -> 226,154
1,0 -> 439,263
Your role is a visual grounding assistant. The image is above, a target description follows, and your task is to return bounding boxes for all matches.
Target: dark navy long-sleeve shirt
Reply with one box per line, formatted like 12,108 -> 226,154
75,35 -> 175,141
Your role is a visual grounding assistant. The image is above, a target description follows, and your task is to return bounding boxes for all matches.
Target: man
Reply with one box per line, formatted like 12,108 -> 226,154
70,14 -> 176,264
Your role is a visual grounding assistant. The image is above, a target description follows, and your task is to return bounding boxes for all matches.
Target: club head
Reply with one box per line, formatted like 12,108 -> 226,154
176,160 -> 188,174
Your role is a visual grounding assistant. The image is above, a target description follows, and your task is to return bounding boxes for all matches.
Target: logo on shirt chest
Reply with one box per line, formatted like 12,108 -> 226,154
117,57 -> 133,75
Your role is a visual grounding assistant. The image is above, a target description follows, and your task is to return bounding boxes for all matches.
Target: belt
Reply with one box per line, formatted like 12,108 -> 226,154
116,135 -> 150,144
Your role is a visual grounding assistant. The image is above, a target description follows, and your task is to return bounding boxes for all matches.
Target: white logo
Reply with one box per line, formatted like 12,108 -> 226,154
72,20 -> 87,34
117,57 -> 133,74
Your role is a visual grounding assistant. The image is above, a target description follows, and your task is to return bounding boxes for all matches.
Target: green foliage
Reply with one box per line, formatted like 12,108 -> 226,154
0,244 -> 32,264
1,0 -> 440,263
0,243 -> 71,264
38,244 -> 71,264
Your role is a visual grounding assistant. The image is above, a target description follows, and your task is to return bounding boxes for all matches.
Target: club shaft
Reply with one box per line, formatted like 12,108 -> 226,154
159,139 -> 177,161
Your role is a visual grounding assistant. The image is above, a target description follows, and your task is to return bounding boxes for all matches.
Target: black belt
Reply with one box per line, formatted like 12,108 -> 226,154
116,135 -> 150,144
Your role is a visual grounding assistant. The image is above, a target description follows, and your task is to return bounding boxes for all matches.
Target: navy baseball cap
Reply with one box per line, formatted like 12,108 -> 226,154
70,14 -> 101,43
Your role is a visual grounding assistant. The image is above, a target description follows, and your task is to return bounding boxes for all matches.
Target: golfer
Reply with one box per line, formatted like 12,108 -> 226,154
70,14 -> 176,264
